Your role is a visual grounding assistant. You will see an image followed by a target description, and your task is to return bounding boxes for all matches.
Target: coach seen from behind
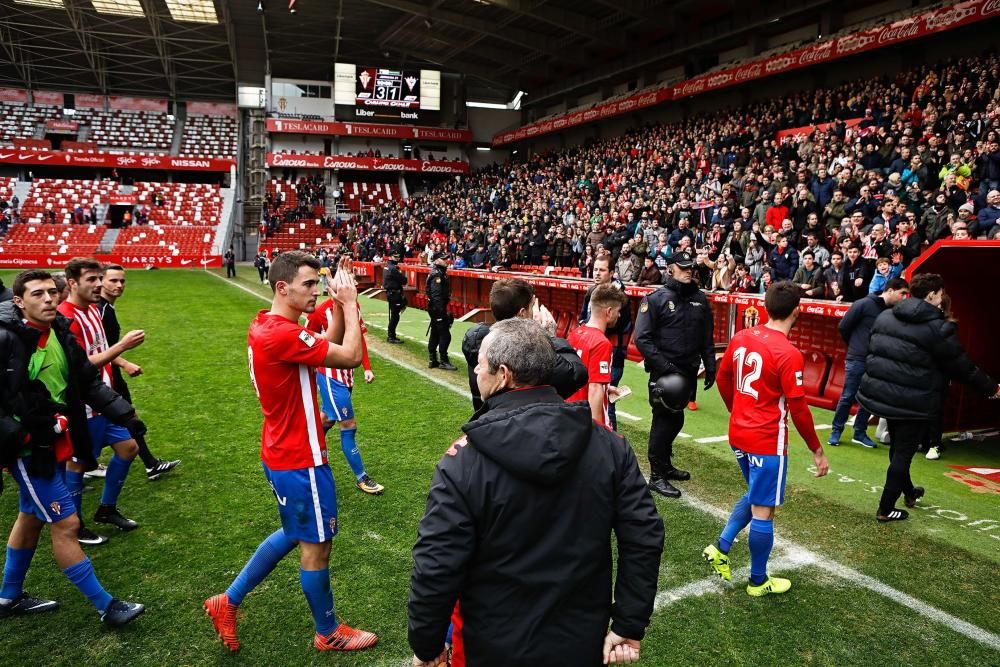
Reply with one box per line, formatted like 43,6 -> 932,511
858,273 -> 1000,522
409,318 -> 663,667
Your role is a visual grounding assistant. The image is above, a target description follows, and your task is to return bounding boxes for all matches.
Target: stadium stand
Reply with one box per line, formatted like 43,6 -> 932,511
75,109 -> 174,151
335,51 -> 1000,294
0,222 -> 105,257
113,224 -> 217,257
0,102 -> 61,146
341,181 -> 400,212
17,179 -> 116,225
179,114 -> 238,158
135,182 -> 223,226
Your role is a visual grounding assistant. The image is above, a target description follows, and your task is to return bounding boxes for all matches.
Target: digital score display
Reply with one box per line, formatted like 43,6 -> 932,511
335,63 -> 440,122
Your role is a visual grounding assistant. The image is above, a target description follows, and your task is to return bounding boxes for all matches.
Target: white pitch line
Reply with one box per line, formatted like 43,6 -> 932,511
655,548 -> 818,609
616,410 -> 642,422
694,435 -> 731,444
209,271 -> 1000,652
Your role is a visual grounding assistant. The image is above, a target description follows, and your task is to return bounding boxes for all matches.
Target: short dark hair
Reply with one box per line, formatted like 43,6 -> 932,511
104,264 -> 124,273
64,257 -> 103,282
267,250 -> 320,293
590,283 -> 628,311
885,277 -> 909,292
490,278 -> 535,321
831,250 -> 843,258
909,273 -> 944,300
801,250 -> 814,259
593,254 -> 611,268
13,270 -> 54,298
764,281 -> 801,320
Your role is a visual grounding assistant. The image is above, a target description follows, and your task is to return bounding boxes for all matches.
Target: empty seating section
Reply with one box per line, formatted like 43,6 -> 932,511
135,183 -> 222,226
0,223 -> 104,257
115,225 -> 216,257
0,103 -> 60,146
342,182 -> 400,211
180,114 -> 238,158
75,109 -> 173,151
19,179 -> 117,224
266,217 -> 335,253
0,177 -> 14,202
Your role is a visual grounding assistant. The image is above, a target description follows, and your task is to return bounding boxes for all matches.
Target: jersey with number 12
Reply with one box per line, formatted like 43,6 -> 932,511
717,325 -> 806,456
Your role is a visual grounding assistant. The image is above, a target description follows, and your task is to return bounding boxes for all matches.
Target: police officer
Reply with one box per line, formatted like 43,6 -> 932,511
382,250 -> 407,344
633,250 -> 716,498
426,253 -> 456,371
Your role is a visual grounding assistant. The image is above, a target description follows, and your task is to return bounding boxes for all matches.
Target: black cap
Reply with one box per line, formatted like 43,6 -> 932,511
432,252 -> 448,262
668,251 -> 695,268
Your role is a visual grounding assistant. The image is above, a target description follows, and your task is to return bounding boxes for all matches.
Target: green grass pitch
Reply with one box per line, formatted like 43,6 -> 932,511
0,267 -> 997,665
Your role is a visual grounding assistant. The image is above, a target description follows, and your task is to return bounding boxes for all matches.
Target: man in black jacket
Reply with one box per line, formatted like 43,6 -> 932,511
0,270 -> 144,625
858,273 -> 999,522
409,318 -> 663,667
426,254 -> 456,371
461,278 -> 586,412
828,278 -> 909,449
633,251 -> 716,498
382,251 -> 407,344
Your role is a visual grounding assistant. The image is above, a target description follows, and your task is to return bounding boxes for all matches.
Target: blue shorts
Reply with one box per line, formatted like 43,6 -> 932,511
261,462 -> 338,543
732,447 -> 787,507
10,459 -> 76,524
87,415 -> 133,457
316,373 -> 353,422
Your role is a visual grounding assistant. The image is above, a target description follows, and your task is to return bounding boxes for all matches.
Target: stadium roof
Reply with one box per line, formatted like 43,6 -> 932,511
0,0 -> 870,104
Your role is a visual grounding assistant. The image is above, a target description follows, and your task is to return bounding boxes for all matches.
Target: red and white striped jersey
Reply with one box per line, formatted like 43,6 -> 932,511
305,299 -> 371,388
58,300 -> 114,391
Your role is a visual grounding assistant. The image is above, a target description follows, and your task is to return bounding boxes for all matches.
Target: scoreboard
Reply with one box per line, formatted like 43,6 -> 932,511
335,63 -> 440,122
356,68 -> 420,108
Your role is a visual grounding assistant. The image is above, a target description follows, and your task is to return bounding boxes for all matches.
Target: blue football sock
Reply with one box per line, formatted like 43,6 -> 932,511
339,428 -> 366,481
62,557 -> 113,612
226,529 -> 296,606
100,454 -> 133,507
718,494 -> 752,554
748,518 -> 774,586
1,545 -> 36,600
300,568 -> 338,636
65,469 -> 84,514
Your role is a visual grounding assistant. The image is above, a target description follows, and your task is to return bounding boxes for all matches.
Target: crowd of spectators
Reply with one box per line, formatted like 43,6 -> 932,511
330,51 -> 1000,302
261,174 -> 330,239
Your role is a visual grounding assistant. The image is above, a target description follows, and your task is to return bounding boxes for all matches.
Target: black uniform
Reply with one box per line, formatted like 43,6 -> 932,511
224,248 -> 236,278
382,259 -> 407,342
408,386 -> 663,666
98,298 -> 129,402
858,298 -> 997,516
426,263 -> 453,366
461,323 -> 588,411
633,275 -> 715,490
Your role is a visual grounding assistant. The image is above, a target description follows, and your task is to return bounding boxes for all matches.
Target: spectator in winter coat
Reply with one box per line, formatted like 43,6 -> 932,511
793,251 -> 826,299
768,235 -> 799,282
823,250 -> 846,301
974,190 -> 1000,238
637,256 -> 662,286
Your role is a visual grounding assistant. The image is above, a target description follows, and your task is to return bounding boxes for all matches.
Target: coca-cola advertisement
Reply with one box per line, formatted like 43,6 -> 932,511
495,0 -> 998,145
266,153 -> 469,174
33,90 -> 64,106
187,101 -> 237,117
108,96 -> 168,112
0,87 -> 28,104
492,87 -> 672,146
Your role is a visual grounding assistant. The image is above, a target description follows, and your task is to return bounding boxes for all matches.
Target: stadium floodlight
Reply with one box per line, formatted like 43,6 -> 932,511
165,0 -> 218,24
91,0 -> 145,17
257,0 -> 265,14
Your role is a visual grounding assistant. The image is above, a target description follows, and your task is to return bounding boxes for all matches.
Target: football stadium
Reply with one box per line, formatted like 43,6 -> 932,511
0,0 -> 999,665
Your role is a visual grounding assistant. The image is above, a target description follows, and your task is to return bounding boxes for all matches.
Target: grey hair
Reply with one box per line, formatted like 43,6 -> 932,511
482,318 -> 555,387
